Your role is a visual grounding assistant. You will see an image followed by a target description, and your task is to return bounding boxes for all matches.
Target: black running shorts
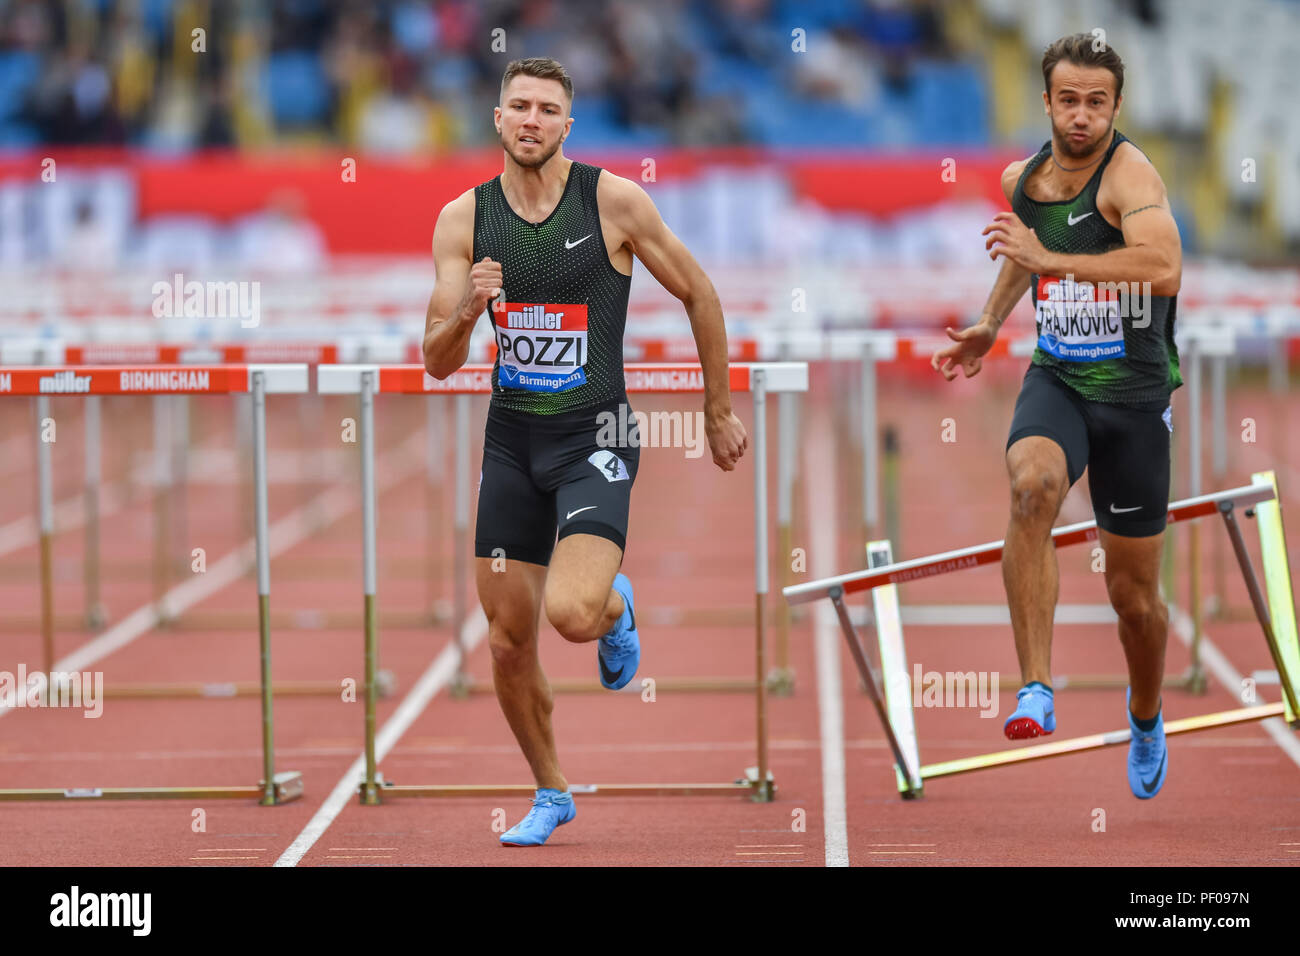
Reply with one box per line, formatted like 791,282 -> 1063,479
474,397 -> 640,567
1006,364 -> 1172,537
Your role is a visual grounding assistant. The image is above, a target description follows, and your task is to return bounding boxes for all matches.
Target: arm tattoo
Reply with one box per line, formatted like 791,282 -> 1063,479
1121,203 -> 1162,222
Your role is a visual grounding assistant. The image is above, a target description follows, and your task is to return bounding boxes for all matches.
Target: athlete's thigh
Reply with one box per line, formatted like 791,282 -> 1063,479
474,414 -> 558,569
1006,364 -> 1089,488
544,533 -> 624,616
1085,399 -> 1171,537
476,555 -> 548,643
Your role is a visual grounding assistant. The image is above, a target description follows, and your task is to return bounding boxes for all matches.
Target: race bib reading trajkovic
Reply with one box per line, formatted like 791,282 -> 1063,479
1034,276 -> 1126,362
493,302 -> 588,392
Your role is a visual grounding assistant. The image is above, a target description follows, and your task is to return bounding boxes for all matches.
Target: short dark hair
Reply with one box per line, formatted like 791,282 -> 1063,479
500,57 -> 573,105
1042,33 -> 1124,99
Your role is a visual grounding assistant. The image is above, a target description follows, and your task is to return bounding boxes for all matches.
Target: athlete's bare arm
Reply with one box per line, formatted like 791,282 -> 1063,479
422,189 -> 504,380
932,160 -> 1034,381
983,145 -> 1182,296
597,171 -> 748,471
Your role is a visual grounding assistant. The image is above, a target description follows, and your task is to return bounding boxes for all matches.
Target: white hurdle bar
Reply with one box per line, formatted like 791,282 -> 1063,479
318,362 -> 808,803
0,364 -> 307,804
784,478 -> 1300,797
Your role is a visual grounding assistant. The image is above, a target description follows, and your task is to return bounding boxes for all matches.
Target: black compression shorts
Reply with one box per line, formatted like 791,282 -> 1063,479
1007,364 -> 1172,537
474,397 -> 640,567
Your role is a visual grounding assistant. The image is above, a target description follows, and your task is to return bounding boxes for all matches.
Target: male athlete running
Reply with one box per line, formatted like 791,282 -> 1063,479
931,34 -> 1182,798
422,58 -> 748,844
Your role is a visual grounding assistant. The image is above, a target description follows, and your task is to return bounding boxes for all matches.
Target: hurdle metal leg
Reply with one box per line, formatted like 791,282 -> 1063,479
1219,499 -> 1300,720
829,585 -> 919,797
84,395 -> 106,630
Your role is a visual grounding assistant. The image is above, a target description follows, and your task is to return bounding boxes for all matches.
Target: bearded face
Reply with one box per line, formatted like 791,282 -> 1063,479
1044,62 -> 1120,160
496,76 -> 572,170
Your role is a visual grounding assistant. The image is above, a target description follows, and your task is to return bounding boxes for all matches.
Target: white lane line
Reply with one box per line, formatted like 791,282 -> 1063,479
1169,604 -> 1300,770
274,610 -> 489,868
0,432 -> 423,717
807,406 -> 849,867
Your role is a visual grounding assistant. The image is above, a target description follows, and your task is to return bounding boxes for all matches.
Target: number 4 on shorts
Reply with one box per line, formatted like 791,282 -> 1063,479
587,450 -> 629,482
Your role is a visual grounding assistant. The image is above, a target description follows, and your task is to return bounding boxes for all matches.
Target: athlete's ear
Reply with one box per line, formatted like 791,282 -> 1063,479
1042,89 -> 1050,116
493,104 -> 502,134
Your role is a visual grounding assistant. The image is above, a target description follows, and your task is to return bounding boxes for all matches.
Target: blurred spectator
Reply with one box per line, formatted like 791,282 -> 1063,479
232,188 -> 326,273
0,0 -> 976,150
60,198 -> 120,272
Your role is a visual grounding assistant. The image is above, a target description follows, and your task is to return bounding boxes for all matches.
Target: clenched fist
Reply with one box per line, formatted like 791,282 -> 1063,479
706,409 -> 748,472
460,257 -> 504,319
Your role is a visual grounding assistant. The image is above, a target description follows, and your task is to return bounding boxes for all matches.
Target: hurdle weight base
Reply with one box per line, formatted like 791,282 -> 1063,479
359,772 -> 388,806
259,771 -> 304,806
766,668 -> 796,697
742,766 -> 776,803
85,604 -> 108,632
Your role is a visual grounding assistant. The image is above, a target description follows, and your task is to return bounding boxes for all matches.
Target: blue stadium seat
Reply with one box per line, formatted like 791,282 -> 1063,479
265,51 -> 330,127
0,51 -> 40,121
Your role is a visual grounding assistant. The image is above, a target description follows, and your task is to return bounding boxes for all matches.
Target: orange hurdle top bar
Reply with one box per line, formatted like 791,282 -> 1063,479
783,481 -> 1277,606
316,362 -> 809,394
0,364 -> 308,395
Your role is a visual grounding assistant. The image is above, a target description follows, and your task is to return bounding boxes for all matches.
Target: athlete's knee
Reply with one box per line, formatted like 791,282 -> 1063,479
545,592 -> 605,643
1008,467 -> 1066,523
487,618 -> 535,671
1108,577 -> 1166,633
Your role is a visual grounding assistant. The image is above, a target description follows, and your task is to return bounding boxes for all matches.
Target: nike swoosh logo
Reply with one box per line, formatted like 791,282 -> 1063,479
1067,211 -> 1093,226
564,234 -> 592,250
599,656 -> 623,685
565,505 -> 597,520
1141,748 -> 1166,793
1110,504 -> 1142,514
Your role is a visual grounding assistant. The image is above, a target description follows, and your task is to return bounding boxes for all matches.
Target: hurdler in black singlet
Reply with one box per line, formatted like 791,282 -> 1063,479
471,161 -> 640,564
472,160 -> 632,415
1011,131 -> 1181,408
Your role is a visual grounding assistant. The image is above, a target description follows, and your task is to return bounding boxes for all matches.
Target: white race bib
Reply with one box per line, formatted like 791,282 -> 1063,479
1034,276 -> 1126,362
493,302 -> 588,392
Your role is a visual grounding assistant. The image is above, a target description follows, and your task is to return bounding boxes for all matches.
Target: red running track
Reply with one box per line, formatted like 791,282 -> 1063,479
0,364 -> 1297,865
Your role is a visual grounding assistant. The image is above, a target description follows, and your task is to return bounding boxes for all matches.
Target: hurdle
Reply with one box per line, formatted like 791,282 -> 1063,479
0,340 -> 408,693
0,364 -> 305,804
318,361 -> 809,803
784,476 -> 1299,798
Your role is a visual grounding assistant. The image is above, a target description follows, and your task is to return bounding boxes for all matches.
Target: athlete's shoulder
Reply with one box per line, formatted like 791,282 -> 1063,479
432,187 -> 476,256
1108,137 -> 1162,178
1100,136 -> 1169,207
437,187 -> 476,224
1000,154 -> 1036,203
595,168 -> 658,224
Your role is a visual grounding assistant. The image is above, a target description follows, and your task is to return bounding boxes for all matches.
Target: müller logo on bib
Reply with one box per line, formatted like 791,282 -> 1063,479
493,302 -> 589,392
1034,275 -> 1125,362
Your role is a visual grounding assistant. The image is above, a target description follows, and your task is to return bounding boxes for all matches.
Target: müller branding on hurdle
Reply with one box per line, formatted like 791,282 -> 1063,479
317,361 -> 809,803
0,364 -> 305,804
783,476 -> 1299,798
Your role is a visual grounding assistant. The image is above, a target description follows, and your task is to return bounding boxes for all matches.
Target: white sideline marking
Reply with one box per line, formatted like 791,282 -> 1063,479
1169,605 -> 1300,771
807,410 -> 849,867
0,432 -> 424,718
274,611 -> 488,868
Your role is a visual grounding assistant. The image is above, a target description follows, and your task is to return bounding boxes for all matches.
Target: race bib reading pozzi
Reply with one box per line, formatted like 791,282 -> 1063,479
493,302 -> 588,392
